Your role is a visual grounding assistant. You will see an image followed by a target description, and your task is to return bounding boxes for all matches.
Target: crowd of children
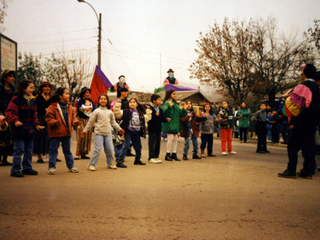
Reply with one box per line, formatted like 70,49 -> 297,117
2,66 -> 320,179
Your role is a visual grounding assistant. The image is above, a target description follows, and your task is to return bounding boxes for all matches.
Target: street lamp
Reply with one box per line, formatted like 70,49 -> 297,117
77,0 -> 101,68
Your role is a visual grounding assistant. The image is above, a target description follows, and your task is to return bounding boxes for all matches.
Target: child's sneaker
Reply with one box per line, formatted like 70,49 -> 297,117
149,158 -> 159,164
88,165 -> 96,171
107,165 -> 117,170
229,151 -> 237,155
222,152 -> 227,156
156,159 -> 162,163
48,168 -> 56,175
68,167 -> 79,173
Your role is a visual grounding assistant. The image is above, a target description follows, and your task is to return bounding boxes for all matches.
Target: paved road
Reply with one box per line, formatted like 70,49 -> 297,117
0,135 -> 319,240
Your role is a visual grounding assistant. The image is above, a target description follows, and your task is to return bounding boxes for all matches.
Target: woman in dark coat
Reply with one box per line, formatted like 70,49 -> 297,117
0,70 -> 15,166
34,81 -> 54,163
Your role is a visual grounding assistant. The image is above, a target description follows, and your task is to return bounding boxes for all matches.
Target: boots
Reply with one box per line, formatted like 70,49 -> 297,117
171,153 -> 180,161
165,153 -> 172,161
201,149 -> 206,158
208,153 -> 216,157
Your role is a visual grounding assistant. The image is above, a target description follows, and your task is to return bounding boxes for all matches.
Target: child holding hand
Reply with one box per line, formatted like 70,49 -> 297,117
81,94 -> 125,171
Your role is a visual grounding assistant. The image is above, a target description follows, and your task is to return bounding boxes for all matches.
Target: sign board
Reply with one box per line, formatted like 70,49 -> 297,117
0,34 -> 17,72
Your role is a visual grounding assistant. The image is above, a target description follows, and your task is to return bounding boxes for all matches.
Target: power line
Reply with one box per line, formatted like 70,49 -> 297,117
18,36 -> 96,46
9,28 -> 96,39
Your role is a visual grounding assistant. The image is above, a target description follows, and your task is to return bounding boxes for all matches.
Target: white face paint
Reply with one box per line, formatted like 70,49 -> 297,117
119,77 -> 126,85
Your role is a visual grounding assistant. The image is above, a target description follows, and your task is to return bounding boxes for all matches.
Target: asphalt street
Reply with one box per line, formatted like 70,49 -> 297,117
0,134 -> 319,240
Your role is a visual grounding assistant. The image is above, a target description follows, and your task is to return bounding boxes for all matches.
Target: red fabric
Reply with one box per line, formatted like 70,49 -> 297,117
45,103 -> 78,138
90,71 -> 109,105
220,128 -> 233,152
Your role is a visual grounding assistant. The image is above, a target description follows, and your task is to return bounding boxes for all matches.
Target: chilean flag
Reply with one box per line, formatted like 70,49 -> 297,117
90,66 -> 113,105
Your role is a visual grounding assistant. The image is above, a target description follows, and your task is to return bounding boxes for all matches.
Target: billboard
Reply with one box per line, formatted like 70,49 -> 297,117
0,34 -> 17,72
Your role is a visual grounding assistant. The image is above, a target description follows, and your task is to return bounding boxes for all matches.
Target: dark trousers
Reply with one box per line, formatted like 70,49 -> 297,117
239,128 -> 248,142
49,137 -> 74,169
281,120 -> 289,143
287,127 -> 316,174
256,126 -> 267,151
148,133 -> 161,160
271,127 -> 280,143
118,131 -> 141,163
200,134 -> 213,155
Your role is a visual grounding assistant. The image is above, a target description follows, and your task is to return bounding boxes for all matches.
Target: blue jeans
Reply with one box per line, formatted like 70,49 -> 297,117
49,137 -> 74,169
114,144 -> 122,159
267,128 -> 272,141
183,129 -> 198,156
89,134 -> 114,166
11,138 -> 34,173
117,131 -> 141,163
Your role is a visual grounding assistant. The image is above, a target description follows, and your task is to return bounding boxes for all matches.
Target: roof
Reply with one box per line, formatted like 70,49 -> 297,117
156,91 -> 210,104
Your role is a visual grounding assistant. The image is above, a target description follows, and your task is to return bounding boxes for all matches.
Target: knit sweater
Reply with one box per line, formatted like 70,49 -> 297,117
199,112 -> 216,134
83,106 -> 122,135
5,96 -> 39,140
217,108 -> 234,129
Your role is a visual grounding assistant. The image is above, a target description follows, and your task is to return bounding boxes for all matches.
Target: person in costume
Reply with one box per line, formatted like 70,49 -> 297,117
110,75 -> 130,98
163,69 -> 179,86
74,87 -> 96,159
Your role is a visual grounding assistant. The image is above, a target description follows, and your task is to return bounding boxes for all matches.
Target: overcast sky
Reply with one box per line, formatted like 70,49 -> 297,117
3,0 -> 320,92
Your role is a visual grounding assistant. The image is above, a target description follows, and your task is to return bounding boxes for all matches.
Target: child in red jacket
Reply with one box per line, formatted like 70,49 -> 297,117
45,87 -> 80,175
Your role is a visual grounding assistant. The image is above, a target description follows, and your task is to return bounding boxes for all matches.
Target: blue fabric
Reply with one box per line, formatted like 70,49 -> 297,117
88,134 -> 114,166
183,129 -> 198,156
59,102 -> 68,126
49,137 -> 74,169
11,139 -> 33,173
117,131 -> 142,163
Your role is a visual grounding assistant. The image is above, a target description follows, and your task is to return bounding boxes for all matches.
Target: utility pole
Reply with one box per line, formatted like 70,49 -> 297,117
78,0 -> 101,68
98,13 -> 101,68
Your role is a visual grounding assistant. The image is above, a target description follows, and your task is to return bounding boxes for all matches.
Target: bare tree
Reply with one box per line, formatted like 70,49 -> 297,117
304,19 -> 320,67
190,17 -> 308,107
249,18 -> 308,105
44,50 -> 93,103
189,18 -> 257,106
0,0 -> 12,33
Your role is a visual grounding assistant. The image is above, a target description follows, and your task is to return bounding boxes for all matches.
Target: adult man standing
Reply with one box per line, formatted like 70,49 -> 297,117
278,64 -> 320,179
